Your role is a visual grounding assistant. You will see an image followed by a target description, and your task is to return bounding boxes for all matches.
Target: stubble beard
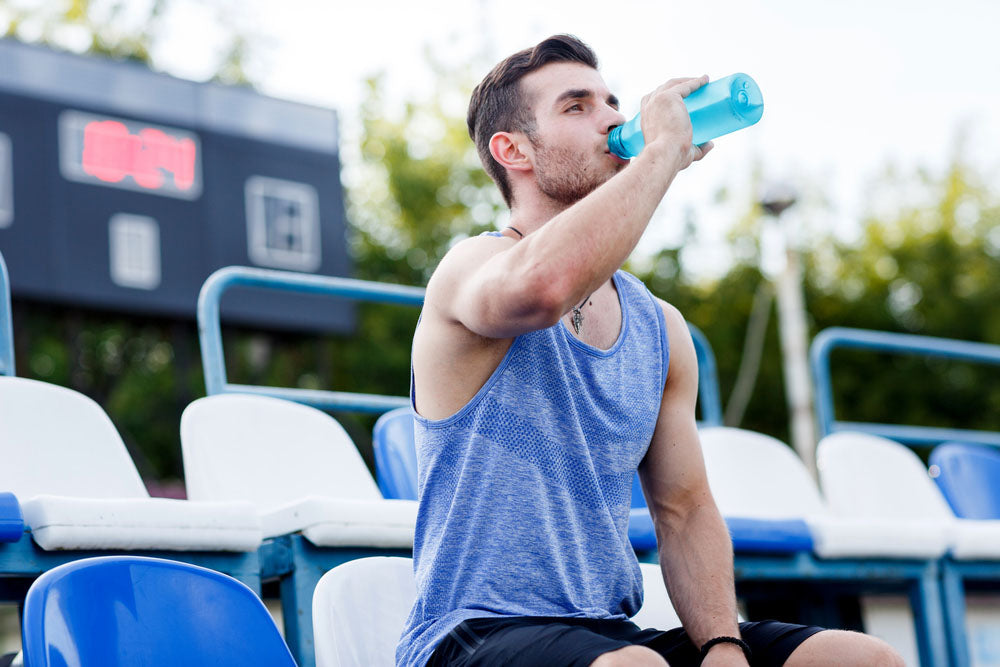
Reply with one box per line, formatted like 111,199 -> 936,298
530,134 -> 624,206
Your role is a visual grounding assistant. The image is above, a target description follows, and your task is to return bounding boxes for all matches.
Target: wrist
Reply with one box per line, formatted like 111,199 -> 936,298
633,138 -> 686,173
701,636 -> 752,663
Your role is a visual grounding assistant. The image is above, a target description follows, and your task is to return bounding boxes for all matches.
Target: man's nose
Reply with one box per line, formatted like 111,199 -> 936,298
604,108 -> 627,134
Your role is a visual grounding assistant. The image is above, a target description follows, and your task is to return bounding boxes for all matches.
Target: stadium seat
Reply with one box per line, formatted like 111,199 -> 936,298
929,441 -> 1000,667
372,407 -> 419,501
311,557 -> 681,667
181,393 -> 418,664
20,555 -> 295,667
699,427 -> 949,666
706,427 -> 950,559
817,432 -> 1000,560
0,376 -> 261,553
930,441 -> 1000,521
0,493 -> 22,543
181,393 -> 417,548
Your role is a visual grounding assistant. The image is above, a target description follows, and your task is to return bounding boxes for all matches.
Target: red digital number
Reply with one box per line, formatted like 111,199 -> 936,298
81,120 -> 196,191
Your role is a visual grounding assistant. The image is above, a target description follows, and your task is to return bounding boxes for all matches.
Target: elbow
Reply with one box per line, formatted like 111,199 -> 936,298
509,264 -> 571,328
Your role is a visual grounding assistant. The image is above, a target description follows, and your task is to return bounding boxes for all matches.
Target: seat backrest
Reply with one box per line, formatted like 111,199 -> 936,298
21,555 -> 294,667
312,558 -> 683,667
698,426 -> 826,519
930,442 -> 1000,520
817,432 -> 954,520
313,556 -> 417,667
633,562 -> 682,629
372,407 -> 419,501
0,377 -> 147,500
181,393 -> 382,511
0,492 -> 23,542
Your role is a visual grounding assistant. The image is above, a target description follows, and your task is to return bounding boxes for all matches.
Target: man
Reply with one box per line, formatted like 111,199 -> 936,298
397,35 -> 904,667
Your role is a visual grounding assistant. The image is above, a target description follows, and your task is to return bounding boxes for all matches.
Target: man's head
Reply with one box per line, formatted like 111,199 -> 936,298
467,35 -> 605,207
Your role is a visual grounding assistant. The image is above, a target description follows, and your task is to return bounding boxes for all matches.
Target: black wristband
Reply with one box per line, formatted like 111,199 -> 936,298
700,635 -> 752,662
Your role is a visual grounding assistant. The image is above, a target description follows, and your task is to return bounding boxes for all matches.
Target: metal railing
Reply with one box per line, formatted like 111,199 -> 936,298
811,326 -> 1000,447
0,250 -> 14,377
197,265 -> 724,423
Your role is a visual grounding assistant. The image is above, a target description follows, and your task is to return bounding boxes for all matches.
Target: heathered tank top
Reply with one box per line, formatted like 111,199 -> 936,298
396,267 -> 670,667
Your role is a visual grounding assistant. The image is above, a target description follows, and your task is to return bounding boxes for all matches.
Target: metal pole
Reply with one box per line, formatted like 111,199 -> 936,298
776,237 -> 818,476
760,186 -> 818,476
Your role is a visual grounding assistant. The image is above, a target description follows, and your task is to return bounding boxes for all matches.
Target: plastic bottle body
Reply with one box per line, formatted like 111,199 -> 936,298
607,73 -> 763,159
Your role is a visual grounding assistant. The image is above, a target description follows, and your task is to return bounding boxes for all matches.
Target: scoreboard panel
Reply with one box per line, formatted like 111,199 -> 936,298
0,38 -> 355,332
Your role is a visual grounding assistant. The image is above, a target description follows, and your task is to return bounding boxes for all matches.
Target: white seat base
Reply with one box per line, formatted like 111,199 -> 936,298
951,519 -> 1000,560
808,516 -> 950,559
21,495 -> 262,551
262,496 -> 417,548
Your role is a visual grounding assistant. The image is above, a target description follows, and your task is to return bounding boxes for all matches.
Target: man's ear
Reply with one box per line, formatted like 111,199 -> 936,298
488,131 -> 533,173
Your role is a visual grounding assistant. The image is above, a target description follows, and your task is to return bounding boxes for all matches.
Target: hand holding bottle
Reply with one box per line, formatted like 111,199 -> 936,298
610,73 -> 763,159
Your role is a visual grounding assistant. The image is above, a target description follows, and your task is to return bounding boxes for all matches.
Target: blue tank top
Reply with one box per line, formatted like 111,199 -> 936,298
396,268 -> 670,667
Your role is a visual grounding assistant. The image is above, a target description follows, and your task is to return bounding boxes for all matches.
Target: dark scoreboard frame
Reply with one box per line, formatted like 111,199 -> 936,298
0,38 -> 354,332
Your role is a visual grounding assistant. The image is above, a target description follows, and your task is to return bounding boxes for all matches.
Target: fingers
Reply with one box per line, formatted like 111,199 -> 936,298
654,75 -> 709,97
692,140 -> 714,162
676,75 -> 709,98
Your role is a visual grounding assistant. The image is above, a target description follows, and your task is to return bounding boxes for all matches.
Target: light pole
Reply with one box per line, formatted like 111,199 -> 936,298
760,184 -> 818,477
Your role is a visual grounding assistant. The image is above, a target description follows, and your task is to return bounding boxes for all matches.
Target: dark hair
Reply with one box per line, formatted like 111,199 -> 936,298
467,35 -> 599,207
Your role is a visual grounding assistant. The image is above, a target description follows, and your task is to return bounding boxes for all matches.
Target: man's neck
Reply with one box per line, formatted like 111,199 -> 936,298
506,193 -> 572,237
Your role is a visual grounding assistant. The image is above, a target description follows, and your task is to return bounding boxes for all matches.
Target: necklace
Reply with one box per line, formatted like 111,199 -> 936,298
571,292 -> 593,334
504,226 -> 524,238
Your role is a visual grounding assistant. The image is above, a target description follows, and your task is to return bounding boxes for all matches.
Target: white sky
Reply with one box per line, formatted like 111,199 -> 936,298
156,0 -> 1000,276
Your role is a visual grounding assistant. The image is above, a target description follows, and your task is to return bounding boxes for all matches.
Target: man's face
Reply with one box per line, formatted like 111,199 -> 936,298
519,62 -> 628,205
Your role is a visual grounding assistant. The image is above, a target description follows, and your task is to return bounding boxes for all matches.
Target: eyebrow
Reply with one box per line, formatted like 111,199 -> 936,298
554,88 -> 620,109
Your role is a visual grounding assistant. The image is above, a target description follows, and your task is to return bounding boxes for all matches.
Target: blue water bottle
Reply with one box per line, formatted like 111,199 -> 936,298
608,73 -> 763,159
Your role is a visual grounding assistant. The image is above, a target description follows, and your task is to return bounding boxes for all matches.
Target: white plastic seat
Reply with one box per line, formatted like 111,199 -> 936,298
181,394 -> 417,548
818,432 -> 1000,560
699,426 -> 950,559
0,376 -> 261,551
312,558 -> 682,667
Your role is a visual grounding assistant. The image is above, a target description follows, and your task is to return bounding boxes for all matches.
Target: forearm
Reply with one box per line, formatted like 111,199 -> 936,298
522,142 -> 684,303
654,499 -> 740,648
487,141 -> 686,318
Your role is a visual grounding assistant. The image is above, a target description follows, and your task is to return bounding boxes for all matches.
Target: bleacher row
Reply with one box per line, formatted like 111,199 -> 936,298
1,255 -> 999,667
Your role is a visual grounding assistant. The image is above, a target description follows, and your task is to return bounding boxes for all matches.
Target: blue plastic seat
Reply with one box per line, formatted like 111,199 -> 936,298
931,442 -> 1000,520
21,555 -> 296,667
372,407 -> 419,501
0,492 -> 22,542
628,472 -> 813,555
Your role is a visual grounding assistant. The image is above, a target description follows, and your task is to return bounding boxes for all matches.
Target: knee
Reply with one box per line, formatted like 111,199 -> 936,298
786,630 -> 905,667
863,637 -> 906,667
590,644 -> 667,667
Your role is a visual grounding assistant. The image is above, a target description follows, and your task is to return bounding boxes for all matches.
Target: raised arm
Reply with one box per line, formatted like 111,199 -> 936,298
429,75 -> 713,341
638,301 -> 748,666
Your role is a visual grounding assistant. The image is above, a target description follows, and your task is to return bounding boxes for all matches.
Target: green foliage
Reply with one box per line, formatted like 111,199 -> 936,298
4,25 -> 998,484
634,156 -> 1000,441
804,159 -> 1000,436
347,64 -> 503,286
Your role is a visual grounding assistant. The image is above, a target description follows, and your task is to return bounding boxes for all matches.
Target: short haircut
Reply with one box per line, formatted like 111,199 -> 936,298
467,34 -> 599,207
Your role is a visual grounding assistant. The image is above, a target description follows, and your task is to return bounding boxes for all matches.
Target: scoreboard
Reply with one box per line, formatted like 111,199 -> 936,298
0,38 -> 354,332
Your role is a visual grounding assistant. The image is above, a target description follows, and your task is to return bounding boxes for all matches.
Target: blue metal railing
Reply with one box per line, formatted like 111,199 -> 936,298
0,250 -> 14,377
198,266 -> 424,414
689,324 -> 723,426
810,326 -> 1000,447
197,265 -> 724,422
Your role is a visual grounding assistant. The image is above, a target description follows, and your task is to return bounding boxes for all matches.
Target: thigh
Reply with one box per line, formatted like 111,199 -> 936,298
429,617 -> 637,667
639,620 -> 825,667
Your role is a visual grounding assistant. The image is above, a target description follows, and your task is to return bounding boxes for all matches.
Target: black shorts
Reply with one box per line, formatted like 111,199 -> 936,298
428,616 -> 825,667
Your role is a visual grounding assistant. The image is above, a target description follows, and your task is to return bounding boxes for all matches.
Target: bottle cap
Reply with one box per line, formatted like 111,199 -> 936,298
730,73 -> 764,123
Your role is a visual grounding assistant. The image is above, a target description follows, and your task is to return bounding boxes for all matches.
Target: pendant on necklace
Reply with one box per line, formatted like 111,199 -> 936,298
571,307 -> 584,334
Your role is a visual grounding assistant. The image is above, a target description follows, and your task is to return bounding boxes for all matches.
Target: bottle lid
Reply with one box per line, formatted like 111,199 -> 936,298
729,73 -> 764,123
